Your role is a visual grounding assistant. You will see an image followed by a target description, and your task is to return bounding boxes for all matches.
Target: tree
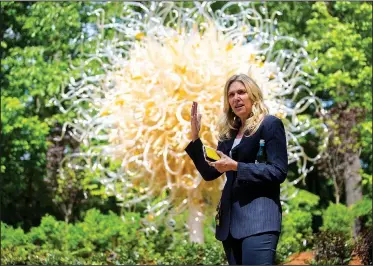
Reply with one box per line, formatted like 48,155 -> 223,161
1,2 -> 90,229
267,2 -> 372,237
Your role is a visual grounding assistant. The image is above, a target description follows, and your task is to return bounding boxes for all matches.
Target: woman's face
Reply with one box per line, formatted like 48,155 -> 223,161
228,81 -> 253,121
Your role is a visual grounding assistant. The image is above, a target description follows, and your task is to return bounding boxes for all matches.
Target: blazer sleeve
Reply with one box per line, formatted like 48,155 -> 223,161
236,117 -> 288,184
184,138 -> 224,181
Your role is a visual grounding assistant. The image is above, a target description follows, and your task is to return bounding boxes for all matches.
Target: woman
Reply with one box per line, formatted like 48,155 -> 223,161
185,74 -> 288,265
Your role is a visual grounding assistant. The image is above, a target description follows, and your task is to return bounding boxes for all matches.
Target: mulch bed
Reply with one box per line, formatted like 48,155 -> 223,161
283,251 -> 362,265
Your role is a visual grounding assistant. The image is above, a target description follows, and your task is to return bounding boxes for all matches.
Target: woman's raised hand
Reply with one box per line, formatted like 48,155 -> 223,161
191,101 -> 202,141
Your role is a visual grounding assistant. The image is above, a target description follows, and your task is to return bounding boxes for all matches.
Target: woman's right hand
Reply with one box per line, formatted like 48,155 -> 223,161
191,101 -> 202,141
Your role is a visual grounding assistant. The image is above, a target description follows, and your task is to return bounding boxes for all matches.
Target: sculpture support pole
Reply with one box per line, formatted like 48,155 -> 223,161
188,194 -> 204,244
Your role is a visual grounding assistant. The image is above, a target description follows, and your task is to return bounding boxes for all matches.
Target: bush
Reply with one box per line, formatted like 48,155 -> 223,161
287,188 -> 320,214
1,222 -> 29,248
321,203 -> 354,237
354,226 -> 373,265
1,246 -> 102,265
78,208 -> 142,252
28,215 -> 68,250
312,230 -> 353,265
275,189 -> 319,263
1,222 -> 39,265
351,197 -> 372,230
1,209 -> 226,265
276,210 -> 313,263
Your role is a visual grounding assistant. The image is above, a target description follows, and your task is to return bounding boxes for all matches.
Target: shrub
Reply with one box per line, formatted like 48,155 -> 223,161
1,222 -> 40,265
354,226 -> 373,265
321,202 -> 354,237
28,214 -> 68,250
312,230 -> 353,265
1,209 -> 227,265
275,189 -> 319,263
77,208 -> 141,252
351,197 -> 372,229
1,246 -> 96,265
287,188 -> 320,213
276,210 -> 313,263
1,222 -> 29,248
157,240 -> 226,265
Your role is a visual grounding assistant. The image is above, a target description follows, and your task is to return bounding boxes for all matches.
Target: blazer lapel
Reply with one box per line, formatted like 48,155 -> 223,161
231,134 -> 247,154
231,117 -> 266,154
222,130 -> 238,155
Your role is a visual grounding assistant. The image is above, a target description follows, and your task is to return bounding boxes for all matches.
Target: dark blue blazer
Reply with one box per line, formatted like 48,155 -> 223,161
185,115 -> 288,241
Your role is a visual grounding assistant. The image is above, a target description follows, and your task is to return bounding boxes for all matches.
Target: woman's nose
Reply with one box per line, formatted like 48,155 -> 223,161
234,94 -> 240,101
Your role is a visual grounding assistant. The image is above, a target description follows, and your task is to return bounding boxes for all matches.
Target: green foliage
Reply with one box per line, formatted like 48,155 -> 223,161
266,2 -> 313,39
266,3 -> 371,219
277,210 -> 313,262
28,215 -> 68,250
276,188 -> 320,262
305,2 -> 372,175
351,197 -> 372,229
1,223 -> 29,248
1,2 -> 93,230
288,188 -> 320,214
321,203 -> 354,237
1,209 -> 226,265
1,2 -> 121,229
1,222 -> 41,265
269,1 -> 372,184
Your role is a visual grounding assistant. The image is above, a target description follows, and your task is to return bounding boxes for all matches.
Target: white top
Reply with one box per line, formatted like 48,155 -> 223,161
229,137 -> 242,158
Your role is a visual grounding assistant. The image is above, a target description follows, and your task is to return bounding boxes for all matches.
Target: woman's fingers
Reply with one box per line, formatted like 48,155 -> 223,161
190,102 -> 200,140
192,101 -> 197,117
191,102 -> 201,127
216,150 -> 225,158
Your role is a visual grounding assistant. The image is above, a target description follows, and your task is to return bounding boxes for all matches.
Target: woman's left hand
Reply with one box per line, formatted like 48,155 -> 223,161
208,151 -> 238,173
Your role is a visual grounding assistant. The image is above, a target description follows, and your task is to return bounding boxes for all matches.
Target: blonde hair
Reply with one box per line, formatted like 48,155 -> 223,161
217,74 -> 269,141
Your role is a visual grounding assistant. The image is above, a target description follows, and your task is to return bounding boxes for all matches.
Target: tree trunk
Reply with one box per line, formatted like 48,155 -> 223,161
344,152 -> 363,238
